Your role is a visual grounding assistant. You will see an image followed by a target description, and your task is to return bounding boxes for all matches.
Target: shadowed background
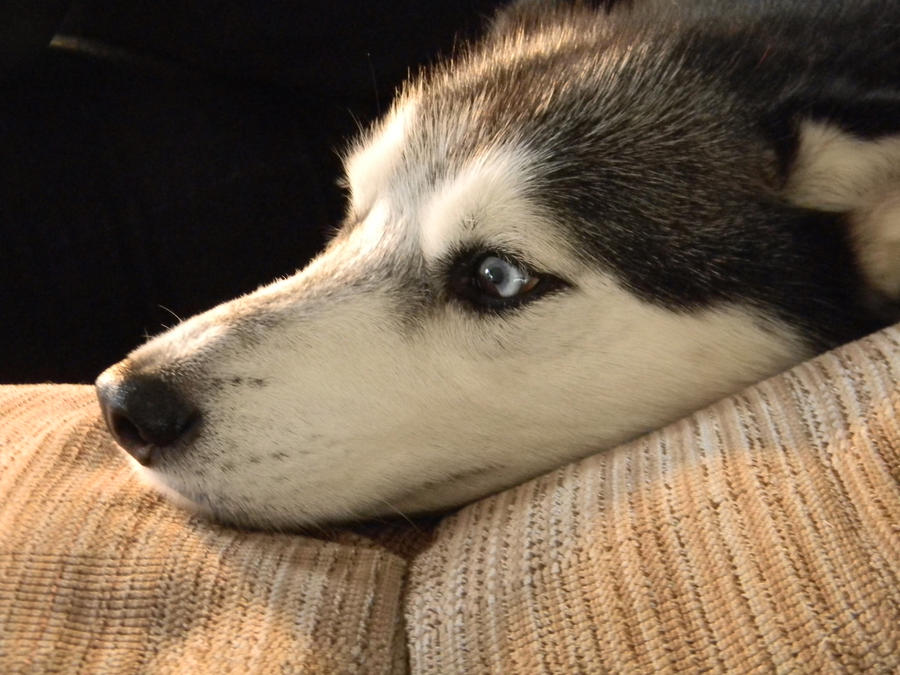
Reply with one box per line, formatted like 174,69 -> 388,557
0,0 -> 499,383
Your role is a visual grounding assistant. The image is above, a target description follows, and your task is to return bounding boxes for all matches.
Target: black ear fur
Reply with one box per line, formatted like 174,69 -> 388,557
799,90 -> 900,140
766,86 -> 900,177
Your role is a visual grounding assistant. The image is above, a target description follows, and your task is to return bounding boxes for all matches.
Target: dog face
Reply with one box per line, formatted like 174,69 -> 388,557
96,2 -> 900,528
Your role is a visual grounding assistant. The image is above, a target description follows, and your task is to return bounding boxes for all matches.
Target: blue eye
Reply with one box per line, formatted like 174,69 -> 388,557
448,250 -> 568,312
477,256 -> 535,298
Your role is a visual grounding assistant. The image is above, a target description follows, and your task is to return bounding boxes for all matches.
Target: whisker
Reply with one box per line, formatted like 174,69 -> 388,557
377,499 -> 421,532
157,304 -> 184,324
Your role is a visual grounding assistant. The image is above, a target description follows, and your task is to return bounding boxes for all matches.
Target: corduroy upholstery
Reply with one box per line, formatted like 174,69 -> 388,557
1,325 -> 898,673
0,387 -> 409,673
406,327 -> 900,673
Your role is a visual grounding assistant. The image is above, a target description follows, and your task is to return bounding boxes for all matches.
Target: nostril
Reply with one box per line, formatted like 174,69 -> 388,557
110,409 -> 144,447
96,368 -> 200,466
108,408 -> 154,465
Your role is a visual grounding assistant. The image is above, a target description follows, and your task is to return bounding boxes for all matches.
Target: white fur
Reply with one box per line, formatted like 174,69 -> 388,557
419,146 -> 579,276
110,128 -> 807,527
786,121 -> 900,212
344,103 -> 416,217
787,121 -> 900,296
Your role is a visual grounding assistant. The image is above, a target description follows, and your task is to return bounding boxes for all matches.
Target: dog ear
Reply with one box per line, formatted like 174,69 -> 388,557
778,92 -> 900,299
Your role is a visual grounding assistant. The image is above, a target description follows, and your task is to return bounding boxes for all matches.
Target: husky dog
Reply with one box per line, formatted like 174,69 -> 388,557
96,0 -> 900,528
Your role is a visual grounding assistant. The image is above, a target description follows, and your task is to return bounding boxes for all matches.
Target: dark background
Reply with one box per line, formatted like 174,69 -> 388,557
1,0 -> 500,383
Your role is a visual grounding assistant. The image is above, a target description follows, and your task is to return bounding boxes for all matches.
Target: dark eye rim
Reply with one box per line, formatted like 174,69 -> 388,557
447,248 -> 570,312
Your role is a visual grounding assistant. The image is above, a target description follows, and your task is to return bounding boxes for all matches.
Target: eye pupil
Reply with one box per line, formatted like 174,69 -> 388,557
481,259 -> 507,286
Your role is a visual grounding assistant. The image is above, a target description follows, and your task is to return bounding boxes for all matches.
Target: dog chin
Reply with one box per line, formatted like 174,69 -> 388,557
125,461 -> 325,531
127,462 -> 217,519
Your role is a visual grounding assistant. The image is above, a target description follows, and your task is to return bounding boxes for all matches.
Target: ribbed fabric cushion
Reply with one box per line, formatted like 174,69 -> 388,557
406,326 -> 900,673
0,386 -> 408,673
1,326 -> 898,674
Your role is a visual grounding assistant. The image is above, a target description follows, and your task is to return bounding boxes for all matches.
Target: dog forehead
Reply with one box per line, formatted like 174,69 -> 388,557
340,20 -> 701,270
417,146 -> 545,261
349,136 -> 566,274
344,98 -> 549,259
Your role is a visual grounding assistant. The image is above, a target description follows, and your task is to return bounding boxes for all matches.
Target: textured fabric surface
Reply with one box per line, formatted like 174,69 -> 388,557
407,325 -> 900,673
0,386 -> 409,673
0,326 -> 898,674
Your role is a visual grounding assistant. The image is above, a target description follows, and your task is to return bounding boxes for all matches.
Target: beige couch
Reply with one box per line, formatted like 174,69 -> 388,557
1,325 -> 898,673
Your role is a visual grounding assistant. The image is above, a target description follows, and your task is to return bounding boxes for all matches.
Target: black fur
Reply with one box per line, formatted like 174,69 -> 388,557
408,0 -> 900,349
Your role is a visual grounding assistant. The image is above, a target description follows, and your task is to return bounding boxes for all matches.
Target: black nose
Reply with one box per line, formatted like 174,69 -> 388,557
95,370 -> 199,465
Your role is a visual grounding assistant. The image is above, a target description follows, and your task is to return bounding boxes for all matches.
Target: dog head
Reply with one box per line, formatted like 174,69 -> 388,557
96,2 -> 900,527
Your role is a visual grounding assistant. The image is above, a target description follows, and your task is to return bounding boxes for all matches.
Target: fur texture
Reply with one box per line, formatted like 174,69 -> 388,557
97,0 -> 900,528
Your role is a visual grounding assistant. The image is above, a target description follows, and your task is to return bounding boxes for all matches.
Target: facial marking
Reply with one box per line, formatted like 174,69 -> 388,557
345,102 -> 416,213
417,146 -> 581,282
